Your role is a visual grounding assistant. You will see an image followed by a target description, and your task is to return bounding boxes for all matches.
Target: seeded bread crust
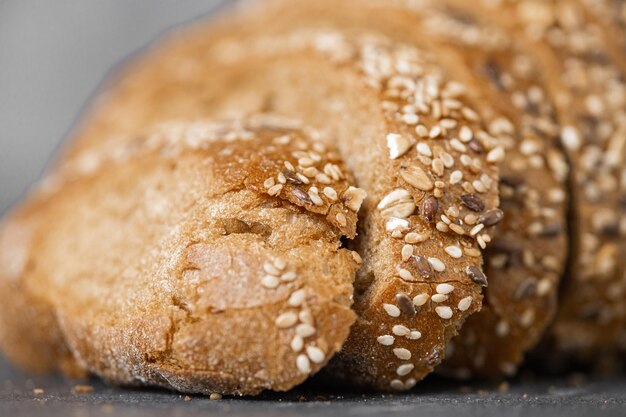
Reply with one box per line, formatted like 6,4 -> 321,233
195,0 -> 570,379
444,0 -> 626,361
0,119 -> 363,395
55,30 -> 502,390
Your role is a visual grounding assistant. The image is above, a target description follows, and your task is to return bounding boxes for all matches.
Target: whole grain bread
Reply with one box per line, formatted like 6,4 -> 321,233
51,27 -> 503,390
0,118 -> 364,395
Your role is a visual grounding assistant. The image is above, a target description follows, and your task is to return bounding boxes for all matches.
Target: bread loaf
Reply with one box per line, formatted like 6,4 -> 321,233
0,118 -> 364,395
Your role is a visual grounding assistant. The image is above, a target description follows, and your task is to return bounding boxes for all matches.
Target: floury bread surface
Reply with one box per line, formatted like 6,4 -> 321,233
0,119 -> 364,395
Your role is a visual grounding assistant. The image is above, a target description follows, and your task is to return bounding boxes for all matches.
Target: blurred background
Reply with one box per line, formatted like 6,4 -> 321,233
0,0 -> 226,215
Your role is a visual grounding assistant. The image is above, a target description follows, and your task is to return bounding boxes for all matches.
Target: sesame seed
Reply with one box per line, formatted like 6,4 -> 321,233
486,146 -> 505,164
298,157 -> 315,167
316,173 -> 332,184
429,126 -> 442,138
264,262 -> 280,276
458,296 -> 473,312
275,312 -> 298,328
264,178 -> 275,189
405,232 -> 428,244
435,306 -> 453,319
383,303 -> 401,317
351,251 -> 363,264
288,289 -> 307,307
470,224 -> 485,236
450,224 -> 465,235
415,124 -> 429,137
280,271 -> 297,282
390,380 -> 405,390
408,330 -> 422,340
432,159 -> 445,177
444,246 -> 463,259
417,142 -> 433,157
393,348 -> 412,360
306,346 -> 325,364
561,126 -> 581,151
399,268 -> 416,281
296,173 -> 310,184
323,187 -> 338,201
450,170 -> 463,184
413,292 -> 429,307
401,244 -> 414,261
387,133 -> 413,159
402,113 -> 419,125
404,378 -> 417,389
377,335 -> 395,346
436,283 -> 455,294
335,212 -> 347,227
296,323 -> 316,338
450,138 -> 467,152
296,354 -> 311,374
308,190 -> 324,206
291,335 -> 304,352
261,275 -> 280,289
299,309 -> 313,325
496,321 -> 510,337
459,126 -> 473,142
387,218 -> 410,232
284,161 -> 295,171
428,257 -> 446,272
277,172 -> 287,184
267,184 -> 283,196
397,364 -> 415,376
431,294 -> 448,303
392,325 -> 410,336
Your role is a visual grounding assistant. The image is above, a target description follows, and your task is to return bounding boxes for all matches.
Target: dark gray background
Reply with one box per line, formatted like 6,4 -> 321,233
1,1 -> 626,415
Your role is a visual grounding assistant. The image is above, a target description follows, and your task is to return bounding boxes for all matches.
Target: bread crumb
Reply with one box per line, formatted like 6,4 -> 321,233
32,388 -> 44,395
72,385 -> 94,393
210,393 -> 222,400
498,382 -> 510,393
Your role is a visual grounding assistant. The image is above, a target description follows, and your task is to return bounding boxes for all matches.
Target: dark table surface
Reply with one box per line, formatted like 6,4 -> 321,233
1,356 -> 625,417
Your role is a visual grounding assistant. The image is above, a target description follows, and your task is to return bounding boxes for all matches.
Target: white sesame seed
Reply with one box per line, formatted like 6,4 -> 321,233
486,146 -> 505,164
401,244 -> 414,261
449,170 -> 463,184
450,138 -> 467,153
297,173 -> 310,184
431,294 -> 448,303
496,321 -> 510,337
404,378 -> 417,389
416,142 -> 433,157
428,257 -> 446,272
298,157 -> 315,167
398,268 -> 415,281
296,354 -> 311,374
323,187 -> 338,201
390,379 -> 405,390
429,126 -> 442,138
392,325 -> 410,336
457,296 -> 473,312
261,275 -> 280,289
397,364 -> 415,376
275,312 -> 298,328
264,262 -> 280,276
308,190 -> 324,206
459,126 -> 473,142
415,124 -> 428,137
299,309 -> 313,325
280,271 -> 297,282
561,125 -> 581,151
343,186 -> 367,212
316,173 -> 331,184
291,335 -> 304,352
277,172 -> 286,184
444,246 -> 463,259
306,346 -> 325,364
408,331 -> 422,340
335,212 -> 347,227
436,283 -> 455,294
413,293 -> 429,307
383,303 -> 401,317
405,232 -> 428,244
267,184 -> 283,196
296,323 -> 316,338
470,223 -> 485,236
263,178 -> 275,189
377,335 -> 395,346
402,113 -> 419,125
393,348 -> 412,360
387,133 -> 412,159
435,306 -> 453,319
288,289 -> 307,307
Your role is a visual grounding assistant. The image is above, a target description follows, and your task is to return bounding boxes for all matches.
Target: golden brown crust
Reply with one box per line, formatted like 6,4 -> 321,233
0,119 -> 363,395
187,0 -> 569,380
442,0 -> 626,361
51,27 -> 502,390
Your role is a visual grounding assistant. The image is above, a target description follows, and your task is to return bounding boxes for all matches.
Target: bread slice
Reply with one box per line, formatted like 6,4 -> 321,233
0,118 -> 362,395
56,28 -> 502,389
